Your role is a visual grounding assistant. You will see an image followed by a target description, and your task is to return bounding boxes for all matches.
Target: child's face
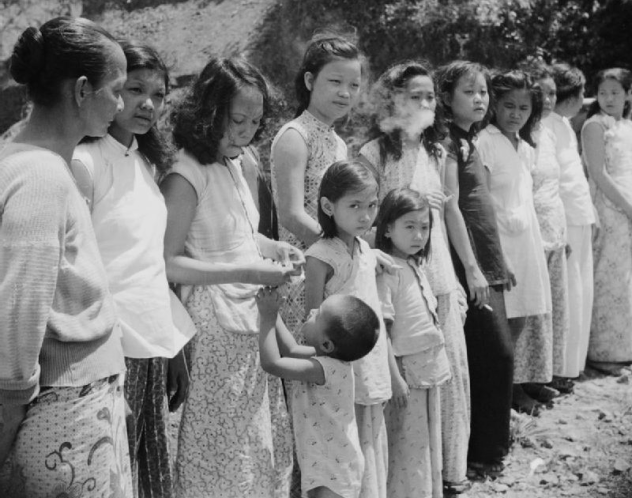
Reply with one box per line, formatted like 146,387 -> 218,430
301,299 -> 339,355
385,207 -> 431,259
597,78 -> 628,119
305,58 -> 362,125
448,71 -> 488,129
110,68 -> 166,145
218,86 -> 264,160
538,77 -> 557,118
494,88 -> 532,136
322,185 -> 379,241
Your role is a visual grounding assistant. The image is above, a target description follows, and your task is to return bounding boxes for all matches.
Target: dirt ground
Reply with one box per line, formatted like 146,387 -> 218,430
169,365 -> 632,498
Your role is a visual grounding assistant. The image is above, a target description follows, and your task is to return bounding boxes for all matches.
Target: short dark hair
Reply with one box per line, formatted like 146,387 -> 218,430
324,295 -> 380,362
317,158 -> 379,239
489,70 -> 543,148
587,67 -> 631,119
551,63 -> 586,104
375,187 -> 433,261
171,56 -> 276,165
119,40 -> 174,177
294,33 -> 363,117
436,60 -> 491,133
365,60 -> 447,164
10,16 -> 119,107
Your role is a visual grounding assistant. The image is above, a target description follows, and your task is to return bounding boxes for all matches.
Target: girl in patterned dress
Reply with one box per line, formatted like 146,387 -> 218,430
257,290 -> 380,498
375,188 -> 451,498
161,56 -> 304,498
477,71 -> 553,415
304,160 -> 394,498
582,68 -> 632,375
271,33 -> 364,334
359,62 -> 471,495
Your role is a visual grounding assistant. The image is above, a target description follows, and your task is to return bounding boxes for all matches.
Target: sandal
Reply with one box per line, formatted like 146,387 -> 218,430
512,384 -> 543,416
468,461 -> 505,479
522,382 -> 560,403
443,479 -> 472,495
547,376 -> 575,394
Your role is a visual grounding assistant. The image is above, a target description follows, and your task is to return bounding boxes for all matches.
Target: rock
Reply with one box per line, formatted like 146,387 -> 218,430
539,474 -> 559,486
613,458 -> 631,474
579,469 -> 599,485
540,438 -> 554,449
558,418 -> 568,425
492,483 -> 510,493
521,436 -> 537,448
596,486 -> 609,494
596,408 -> 613,422
616,374 -> 629,384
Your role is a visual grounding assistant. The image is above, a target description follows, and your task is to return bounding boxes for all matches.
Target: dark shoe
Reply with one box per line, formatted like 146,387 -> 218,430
522,382 -> 560,403
443,479 -> 472,495
512,384 -> 543,416
468,460 -> 504,479
547,376 -> 575,394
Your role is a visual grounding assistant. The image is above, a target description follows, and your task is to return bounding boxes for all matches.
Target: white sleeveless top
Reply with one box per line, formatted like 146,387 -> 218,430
72,135 -> 195,358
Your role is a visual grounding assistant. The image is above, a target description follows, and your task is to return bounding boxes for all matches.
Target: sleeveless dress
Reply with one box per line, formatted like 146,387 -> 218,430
582,113 -> 632,363
442,124 -> 513,467
477,125 -> 553,384
360,140 -> 471,484
529,120 -> 570,377
305,236 -> 391,498
168,150 -> 292,498
271,110 -> 347,333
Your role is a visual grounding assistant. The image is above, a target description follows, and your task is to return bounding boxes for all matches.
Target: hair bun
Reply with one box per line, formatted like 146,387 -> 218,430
10,26 -> 45,85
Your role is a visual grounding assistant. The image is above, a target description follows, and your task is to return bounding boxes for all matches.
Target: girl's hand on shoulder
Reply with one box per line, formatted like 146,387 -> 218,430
373,249 -> 402,275
390,373 -> 410,409
256,286 -> 284,319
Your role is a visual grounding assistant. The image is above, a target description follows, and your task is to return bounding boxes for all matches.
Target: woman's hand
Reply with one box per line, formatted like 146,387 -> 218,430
390,372 -> 410,409
426,189 -> 447,211
0,404 -> 26,466
504,258 -> 517,291
465,265 -> 489,308
246,260 -> 298,287
167,349 -> 190,413
273,241 -> 305,274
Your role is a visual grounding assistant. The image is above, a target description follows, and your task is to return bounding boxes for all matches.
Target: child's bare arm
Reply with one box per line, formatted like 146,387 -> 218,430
257,288 -> 325,384
275,315 -> 317,359
304,256 -> 331,313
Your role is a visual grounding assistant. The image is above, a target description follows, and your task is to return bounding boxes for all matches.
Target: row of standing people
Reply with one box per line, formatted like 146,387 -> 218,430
2,16 -> 631,498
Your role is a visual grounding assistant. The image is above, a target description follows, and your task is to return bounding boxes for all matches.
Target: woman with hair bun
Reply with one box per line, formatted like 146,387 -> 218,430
0,16 -> 132,497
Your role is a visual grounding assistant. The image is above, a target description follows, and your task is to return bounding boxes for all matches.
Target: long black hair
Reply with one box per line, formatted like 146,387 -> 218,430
375,187 -> 433,262
365,61 -> 446,165
294,33 -> 363,117
171,56 -> 276,165
586,67 -> 631,119
489,70 -> 543,147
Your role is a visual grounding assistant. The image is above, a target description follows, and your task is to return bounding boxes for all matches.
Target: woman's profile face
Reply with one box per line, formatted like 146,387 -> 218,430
82,43 -> 127,138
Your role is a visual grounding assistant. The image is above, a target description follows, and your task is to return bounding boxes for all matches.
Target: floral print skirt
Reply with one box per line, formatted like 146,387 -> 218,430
0,375 -> 132,498
175,285 -> 292,498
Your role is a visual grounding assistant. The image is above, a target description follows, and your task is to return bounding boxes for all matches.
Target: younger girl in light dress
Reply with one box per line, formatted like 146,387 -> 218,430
375,188 -> 451,498
72,42 -> 195,497
257,289 -> 380,498
304,159 -> 393,498
582,68 -> 632,375
359,61 -> 471,495
477,70 -> 552,415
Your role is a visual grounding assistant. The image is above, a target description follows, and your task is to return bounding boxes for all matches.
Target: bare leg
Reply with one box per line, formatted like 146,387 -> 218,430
307,486 -> 344,498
